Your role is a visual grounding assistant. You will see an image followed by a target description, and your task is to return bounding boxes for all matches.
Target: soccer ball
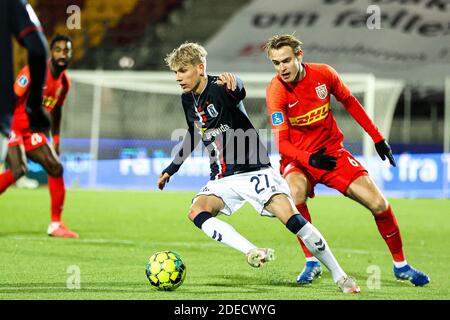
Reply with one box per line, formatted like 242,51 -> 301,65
145,251 -> 186,291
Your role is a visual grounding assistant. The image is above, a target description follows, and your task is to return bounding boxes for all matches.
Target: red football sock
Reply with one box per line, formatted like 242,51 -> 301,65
374,206 -> 405,262
0,170 -> 16,194
296,203 -> 314,258
48,176 -> 66,222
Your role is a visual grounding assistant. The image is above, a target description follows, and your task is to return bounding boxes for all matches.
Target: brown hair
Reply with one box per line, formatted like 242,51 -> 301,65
263,34 -> 303,57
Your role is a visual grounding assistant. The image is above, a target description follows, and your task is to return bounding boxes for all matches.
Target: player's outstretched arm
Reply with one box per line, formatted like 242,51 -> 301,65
157,124 -> 199,190
10,0 -> 50,132
375,139 -> 396,167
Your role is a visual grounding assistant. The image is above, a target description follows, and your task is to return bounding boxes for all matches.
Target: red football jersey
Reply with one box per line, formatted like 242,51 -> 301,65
266,63 -> 383,165
12,61 -> 70,131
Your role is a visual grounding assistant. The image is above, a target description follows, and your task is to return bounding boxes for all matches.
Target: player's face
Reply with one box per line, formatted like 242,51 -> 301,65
269,46 -> 303,83
173,63 -> 204,93
51,40 -> 72,69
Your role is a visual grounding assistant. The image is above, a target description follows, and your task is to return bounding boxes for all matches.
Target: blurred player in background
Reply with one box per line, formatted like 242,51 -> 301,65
0,34 -> 78,238
158,42 -> 360,293
0,0 -> 50,146
264,34 -> 429,286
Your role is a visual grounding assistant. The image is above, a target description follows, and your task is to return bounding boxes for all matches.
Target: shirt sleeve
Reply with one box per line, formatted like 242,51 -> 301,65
10,0 -> 42,42
13,66 -> 31,98
226,76 -> 246,102
327,65 -> 384,143
266,79 -> 311,165
162,100 -> 202,176
55,74 -> 71,108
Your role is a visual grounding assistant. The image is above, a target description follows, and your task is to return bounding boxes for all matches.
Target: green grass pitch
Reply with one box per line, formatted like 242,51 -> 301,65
0,188 -> 449,300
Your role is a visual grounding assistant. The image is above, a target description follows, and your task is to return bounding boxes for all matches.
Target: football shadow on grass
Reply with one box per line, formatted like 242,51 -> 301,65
200,273 -> 300,288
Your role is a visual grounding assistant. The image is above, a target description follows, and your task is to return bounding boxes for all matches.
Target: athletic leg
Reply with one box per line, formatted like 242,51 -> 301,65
189,194 -> 258,256
285,171 -> 323,284
264,194 -> 359,293
27,143 -> 78,238
0,145 -> 27,194
346,175 -> 429,286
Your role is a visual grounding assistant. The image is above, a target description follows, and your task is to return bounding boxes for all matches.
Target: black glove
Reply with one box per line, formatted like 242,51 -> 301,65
375,139 -> 396,167
309,148 -> 337,170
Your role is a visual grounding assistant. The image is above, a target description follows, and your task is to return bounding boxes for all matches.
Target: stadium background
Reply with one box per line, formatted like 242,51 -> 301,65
1,0 -> 449,303
7,0 -> 450,197
5,0 -> 450,197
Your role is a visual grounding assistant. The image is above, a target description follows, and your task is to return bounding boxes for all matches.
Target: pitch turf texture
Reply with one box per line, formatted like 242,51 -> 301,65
0,188 -> 449,300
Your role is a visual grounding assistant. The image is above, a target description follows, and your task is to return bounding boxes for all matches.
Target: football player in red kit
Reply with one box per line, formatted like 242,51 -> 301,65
264,34 -> 428,286
0,34 -> 77,238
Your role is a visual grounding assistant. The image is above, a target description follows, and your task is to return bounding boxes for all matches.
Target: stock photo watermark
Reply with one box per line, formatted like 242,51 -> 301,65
66,5 -> 81,30
366,264 -> 382,290
66,264 -> 81,289
367,5 -> 381,30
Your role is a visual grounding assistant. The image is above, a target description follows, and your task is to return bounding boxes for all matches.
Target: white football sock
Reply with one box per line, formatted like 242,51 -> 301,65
297,222 -> 346,283
201,217 -> 256,254
394,260 -> 408,268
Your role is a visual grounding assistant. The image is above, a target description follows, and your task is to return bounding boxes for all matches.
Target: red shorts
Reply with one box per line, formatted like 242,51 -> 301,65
280,149 -> 368,197
8,129 -> 48,152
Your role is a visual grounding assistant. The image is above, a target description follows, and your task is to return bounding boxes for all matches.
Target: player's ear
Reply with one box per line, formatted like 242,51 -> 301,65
198,63 -> 206,77
297,49 -> 303,61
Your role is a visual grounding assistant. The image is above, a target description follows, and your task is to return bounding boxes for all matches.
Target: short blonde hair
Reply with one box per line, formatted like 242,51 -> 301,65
263,34 -> 303,57
164,42 -> 207,70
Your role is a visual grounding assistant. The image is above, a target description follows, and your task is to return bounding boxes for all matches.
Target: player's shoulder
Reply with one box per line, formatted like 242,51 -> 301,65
16,65 -> 31,81
306,63 -> 338,78
208,75 -> 223,90
267,74 -> 285,92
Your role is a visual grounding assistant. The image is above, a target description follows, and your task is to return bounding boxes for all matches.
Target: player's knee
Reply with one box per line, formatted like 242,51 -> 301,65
11,165 -> 27,180
189,210 -> 213,229
289,185 -> 308,204
47,162 -> 63,177
371,196 -> 389,214
187,208 -> 198,221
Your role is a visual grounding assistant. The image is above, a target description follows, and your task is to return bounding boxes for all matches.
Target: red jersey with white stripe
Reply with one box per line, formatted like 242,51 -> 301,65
266,63 -> 383,166
12,62 -> 70,131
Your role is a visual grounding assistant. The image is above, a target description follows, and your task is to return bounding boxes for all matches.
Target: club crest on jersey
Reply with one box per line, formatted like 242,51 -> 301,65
271,112 -> 284,125
206,104 -> 219,118
18,75 -> 29,87
315,84 -> 328,99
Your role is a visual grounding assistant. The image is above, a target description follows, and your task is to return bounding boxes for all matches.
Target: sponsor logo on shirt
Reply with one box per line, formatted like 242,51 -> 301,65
271,112 -> 284,125
315,84 -> 328,99
42,95 -> 58,110
288,101 -> 299,108
288,103 -> 329,126
203,123 -> 231,140
18,76 -> 29,87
